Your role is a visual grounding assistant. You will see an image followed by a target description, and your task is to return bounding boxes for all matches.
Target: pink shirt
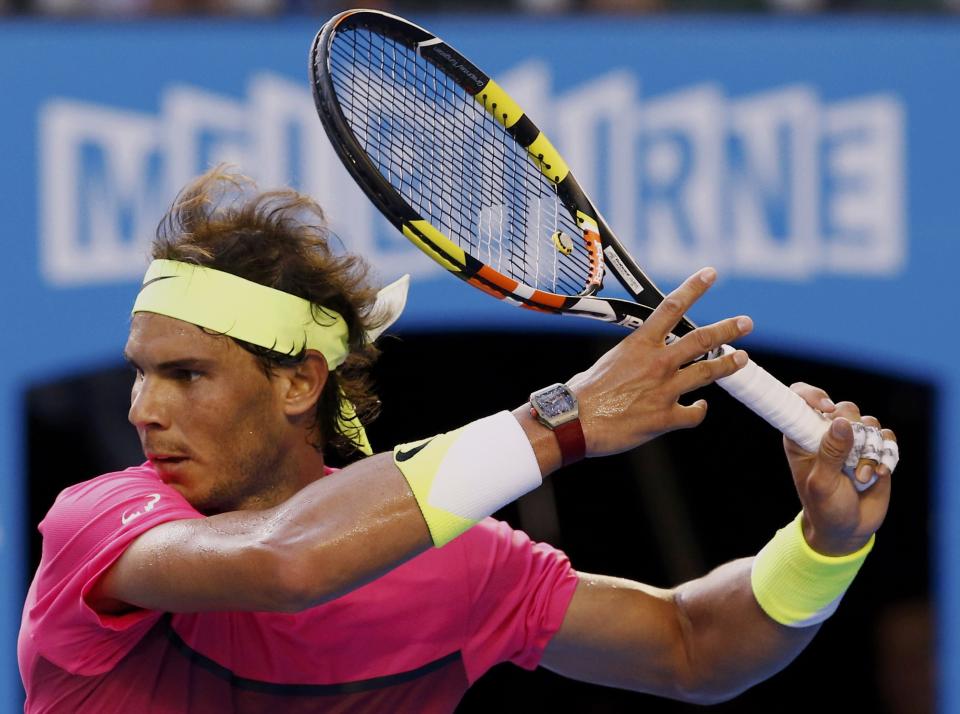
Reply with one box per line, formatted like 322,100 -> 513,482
19,464 -> 578,713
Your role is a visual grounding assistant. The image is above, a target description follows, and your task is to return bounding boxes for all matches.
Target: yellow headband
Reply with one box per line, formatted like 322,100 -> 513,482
132,259 -> 371,455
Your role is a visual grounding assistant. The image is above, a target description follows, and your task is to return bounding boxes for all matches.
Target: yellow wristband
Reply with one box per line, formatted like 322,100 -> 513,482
393,411 -> 542,547
751,512 -> 875,627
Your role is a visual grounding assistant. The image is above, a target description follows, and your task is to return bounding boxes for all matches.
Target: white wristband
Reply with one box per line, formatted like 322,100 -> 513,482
393,411 -> 542,546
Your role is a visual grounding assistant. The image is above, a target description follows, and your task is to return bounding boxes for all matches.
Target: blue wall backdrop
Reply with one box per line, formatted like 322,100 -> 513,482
1,16 -> 955,710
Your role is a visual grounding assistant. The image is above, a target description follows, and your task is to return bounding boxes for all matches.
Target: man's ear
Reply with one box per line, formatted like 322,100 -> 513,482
278,352 -> 329,418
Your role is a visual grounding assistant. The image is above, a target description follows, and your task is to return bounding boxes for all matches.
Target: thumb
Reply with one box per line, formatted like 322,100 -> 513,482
819,417 -> 854,470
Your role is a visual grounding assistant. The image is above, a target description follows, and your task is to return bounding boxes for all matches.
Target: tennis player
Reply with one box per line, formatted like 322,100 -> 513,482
19,168 -> 896,712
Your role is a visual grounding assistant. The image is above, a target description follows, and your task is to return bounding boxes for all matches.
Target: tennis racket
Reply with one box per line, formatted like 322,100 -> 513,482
310,9 -> 884,489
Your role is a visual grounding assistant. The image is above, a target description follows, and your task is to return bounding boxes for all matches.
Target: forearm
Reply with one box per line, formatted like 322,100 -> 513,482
542,562 -> 818,705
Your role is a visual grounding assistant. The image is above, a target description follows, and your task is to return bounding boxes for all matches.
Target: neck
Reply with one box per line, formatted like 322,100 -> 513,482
232,437 -> 328,512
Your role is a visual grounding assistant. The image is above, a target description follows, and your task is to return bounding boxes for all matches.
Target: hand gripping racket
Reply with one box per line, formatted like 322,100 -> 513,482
310,9 -> 893,488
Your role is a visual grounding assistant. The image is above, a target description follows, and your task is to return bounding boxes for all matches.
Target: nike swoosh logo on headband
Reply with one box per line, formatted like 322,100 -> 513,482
395,438 -> 435,462
141,275 -> 177,289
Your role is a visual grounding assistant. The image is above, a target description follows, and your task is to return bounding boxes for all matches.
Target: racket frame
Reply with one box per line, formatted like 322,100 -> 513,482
311,9 -> 696,334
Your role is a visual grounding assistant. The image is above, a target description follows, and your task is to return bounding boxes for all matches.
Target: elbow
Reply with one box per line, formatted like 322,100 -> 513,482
670,682 -> 746,706
224,541 -> 304,612
666,595 -> 754,706
265,554 -> 318,613
253,529 -> 365,613
260,544 -> 346,613
667,664 -> 747,706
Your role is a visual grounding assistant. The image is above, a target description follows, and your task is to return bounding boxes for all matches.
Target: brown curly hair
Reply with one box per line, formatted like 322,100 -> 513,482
151,166 -> 382,458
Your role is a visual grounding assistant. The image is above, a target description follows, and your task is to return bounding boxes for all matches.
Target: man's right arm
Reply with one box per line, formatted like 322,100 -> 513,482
90,452 -> 432,613
92,268 -> 749,615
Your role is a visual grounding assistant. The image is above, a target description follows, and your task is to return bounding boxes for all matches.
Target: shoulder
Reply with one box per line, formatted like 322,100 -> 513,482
39,463 -> 200,560
452,518 -> 574,602
457,517 -> 570,565
51,463 -> 165,504
453,519 -> 579,680
47,463 -> 182,513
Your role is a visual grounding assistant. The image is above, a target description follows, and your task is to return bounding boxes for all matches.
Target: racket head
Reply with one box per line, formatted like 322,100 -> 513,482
311,9 -> 695,334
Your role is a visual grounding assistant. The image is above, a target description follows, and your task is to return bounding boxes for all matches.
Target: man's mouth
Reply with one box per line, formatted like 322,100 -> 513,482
146,453 -> 190,472
147,452 -> 187,462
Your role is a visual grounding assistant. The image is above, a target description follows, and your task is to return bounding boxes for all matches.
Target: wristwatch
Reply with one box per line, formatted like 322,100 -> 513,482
529,383 -> 586,467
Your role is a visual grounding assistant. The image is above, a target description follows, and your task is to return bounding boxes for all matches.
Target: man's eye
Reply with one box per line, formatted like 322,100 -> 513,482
176,370 -> 203,382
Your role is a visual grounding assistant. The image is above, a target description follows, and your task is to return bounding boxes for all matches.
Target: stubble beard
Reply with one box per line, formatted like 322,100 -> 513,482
193,440 -> 292,515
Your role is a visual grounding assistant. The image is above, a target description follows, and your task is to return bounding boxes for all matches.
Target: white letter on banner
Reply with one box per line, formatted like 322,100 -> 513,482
162,85 -> 249,198
40,100 -> 162,286
728,86 -> 820,280
252,73 -> 447,278
639,85 -> 725,279
249,73 -> 326,191
552,70 -> 639,251
501,61 -> 552,134
822,96 -> 905,275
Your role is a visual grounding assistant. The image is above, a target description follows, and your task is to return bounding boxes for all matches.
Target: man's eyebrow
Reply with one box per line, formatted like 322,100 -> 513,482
156,358 -> 215,370
122,353 -> 214,371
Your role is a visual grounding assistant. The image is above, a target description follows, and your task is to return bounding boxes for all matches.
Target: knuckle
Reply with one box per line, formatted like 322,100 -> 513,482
659,296 -> 684,317
833,401 -> 861,418
722,316 -> 744,339
694,360 -> 714,382
821,440 -> 849,461
649,351 -> 673,375
694,327 -> 713,351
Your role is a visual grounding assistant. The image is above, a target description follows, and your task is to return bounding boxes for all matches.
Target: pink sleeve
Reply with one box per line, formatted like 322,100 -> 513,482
23,466 -> 203,676
458,518 -> 579,683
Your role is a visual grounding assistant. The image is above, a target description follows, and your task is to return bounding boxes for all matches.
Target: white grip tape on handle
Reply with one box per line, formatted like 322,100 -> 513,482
715,345 -> 828,454
713,345 -> 893,491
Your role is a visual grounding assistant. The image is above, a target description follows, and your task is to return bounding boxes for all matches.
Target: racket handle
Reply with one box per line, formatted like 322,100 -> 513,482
713,345 -> 880,492
714,346 -> 880,492
715,345 -> 827,453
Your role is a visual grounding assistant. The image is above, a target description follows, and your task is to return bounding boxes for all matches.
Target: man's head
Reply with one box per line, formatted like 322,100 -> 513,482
124,166 -> 382,512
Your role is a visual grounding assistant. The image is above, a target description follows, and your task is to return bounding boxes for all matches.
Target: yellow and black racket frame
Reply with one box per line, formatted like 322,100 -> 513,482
311,9 -> 696,335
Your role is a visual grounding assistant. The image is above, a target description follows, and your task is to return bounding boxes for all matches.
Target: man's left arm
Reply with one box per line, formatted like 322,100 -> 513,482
540,386 -> 894,704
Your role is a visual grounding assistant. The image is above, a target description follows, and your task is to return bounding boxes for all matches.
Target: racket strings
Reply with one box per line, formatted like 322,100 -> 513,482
328,27 -> 593,296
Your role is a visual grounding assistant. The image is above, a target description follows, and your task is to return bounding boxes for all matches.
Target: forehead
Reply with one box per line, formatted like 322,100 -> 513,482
125,312 -> 248,366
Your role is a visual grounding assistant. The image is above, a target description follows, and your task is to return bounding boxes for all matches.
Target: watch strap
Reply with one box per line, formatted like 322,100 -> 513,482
553,418 -> 586,467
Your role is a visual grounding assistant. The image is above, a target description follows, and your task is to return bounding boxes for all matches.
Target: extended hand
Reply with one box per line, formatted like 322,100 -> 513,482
568,267 -> 752,458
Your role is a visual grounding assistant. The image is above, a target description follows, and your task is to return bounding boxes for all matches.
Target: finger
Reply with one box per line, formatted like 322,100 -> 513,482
876,427 -> 898,478
641,267 -> 717,343
832,400 -> 862,422
800,417 -> 858,501
789,382 -> 836,413
669,315 -> 753,365
673,348 -> 748,394
859,416 -> 883,466
821,417 -> 854,464
849,418 -> 883,487
670,399 -> 709,430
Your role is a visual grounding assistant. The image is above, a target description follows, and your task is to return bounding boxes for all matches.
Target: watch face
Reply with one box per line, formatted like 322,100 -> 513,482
534,385 -> 577,418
